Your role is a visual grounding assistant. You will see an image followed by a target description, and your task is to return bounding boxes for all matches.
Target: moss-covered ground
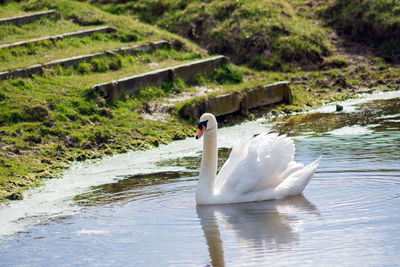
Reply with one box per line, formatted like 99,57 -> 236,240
1,0 -> 399,201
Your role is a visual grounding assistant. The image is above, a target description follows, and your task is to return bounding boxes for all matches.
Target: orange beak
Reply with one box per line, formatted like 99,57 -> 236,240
196,125 -> 206,139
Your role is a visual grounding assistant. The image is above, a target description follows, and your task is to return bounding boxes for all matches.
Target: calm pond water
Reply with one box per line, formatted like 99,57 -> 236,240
1,92 -> 400,266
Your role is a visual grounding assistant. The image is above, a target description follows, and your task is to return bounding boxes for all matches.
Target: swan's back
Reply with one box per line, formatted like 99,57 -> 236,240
215,133 -> 315,201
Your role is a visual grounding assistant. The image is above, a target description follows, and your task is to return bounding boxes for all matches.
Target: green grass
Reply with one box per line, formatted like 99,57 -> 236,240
0,17 -> 85,44
93,0 -> 332,70
44,49 -> 202,87
0,47 -> 204,114
0,43 -> 202,78
0,0 -> 203,71
0,1 -> 26,18
0,33 -> 125,71
1,0 -> 202,49
0,61 -> 199,200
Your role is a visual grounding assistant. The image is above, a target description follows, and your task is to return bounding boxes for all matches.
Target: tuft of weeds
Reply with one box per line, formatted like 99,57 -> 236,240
191,63 -> 244,86
249,55 -> 282,71
91,57 -> 109,72
75,61 -> 91,74
0,103 -> 52,125
135,77 -> 186,100
210,63 -> 243,84
73,55 -> 122,74
321,56 -> 349,69
116,29 -> 139,42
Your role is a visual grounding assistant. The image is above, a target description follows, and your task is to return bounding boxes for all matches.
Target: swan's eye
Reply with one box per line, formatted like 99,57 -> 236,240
197,120 -> 208,130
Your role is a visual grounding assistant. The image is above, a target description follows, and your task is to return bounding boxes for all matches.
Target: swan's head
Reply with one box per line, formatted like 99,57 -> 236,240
196,113 -> 217,139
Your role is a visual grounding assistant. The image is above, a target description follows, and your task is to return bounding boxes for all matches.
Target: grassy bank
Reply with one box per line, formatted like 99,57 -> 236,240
0,51 -> 201,201
94,0 -> 332,71
1,0 -> 399,202
0,0 -> 205,201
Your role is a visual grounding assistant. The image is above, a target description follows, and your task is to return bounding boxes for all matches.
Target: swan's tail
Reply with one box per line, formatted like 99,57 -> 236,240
274,156 -> 322,198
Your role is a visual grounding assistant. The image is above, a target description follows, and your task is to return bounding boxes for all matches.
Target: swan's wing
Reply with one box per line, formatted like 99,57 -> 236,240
214,135 -> 252,194
215,133 -> 298,195
275,156 -> 322,198
256,134 -> 298,189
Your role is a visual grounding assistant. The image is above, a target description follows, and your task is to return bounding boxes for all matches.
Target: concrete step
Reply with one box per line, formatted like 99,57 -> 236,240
92,55 -> 227,103
0,40 -> 170,80
0,26 -> 116,49
0,10 -> 59,26
178,81 -> 293,119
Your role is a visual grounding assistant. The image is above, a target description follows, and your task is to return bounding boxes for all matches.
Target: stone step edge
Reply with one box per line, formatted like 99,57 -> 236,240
178,81 -> 293,119
91,55 -> 228,103
0,25 -> 116,49
0,10 -> 59,26
0,40 -> 169,80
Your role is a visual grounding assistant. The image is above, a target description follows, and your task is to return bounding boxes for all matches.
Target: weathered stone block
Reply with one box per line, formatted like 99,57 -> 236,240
0,72 -> 8,80
247,87 -> 276,108
114,68 -> 172,99
10,69 -> 28,79
205,92 -> 242,117
180,81 -> 292,119
25,64 -> 44,76
91,56 -> 227,103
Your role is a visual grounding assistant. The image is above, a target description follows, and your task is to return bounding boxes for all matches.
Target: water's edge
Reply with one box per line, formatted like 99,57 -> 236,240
1,90 -> 400,238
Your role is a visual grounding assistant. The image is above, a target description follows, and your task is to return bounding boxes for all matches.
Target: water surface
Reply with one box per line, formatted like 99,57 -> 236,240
1,92 -> 400,266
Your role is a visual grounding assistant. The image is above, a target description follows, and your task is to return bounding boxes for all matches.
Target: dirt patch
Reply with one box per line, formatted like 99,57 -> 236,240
322,0 -> 400,61
141,86 -> 214,121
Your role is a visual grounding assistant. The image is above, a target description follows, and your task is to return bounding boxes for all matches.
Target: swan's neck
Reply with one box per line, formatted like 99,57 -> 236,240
197,128 -> 218,203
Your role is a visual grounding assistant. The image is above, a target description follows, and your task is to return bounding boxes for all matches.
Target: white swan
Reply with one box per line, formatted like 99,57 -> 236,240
195,113 -> 321,205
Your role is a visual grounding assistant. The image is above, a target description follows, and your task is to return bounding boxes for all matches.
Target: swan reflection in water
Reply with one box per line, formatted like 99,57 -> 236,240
196,195 -> 320,267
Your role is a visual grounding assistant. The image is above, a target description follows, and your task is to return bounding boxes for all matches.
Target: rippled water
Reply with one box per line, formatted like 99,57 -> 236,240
1,92 -> 400,266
